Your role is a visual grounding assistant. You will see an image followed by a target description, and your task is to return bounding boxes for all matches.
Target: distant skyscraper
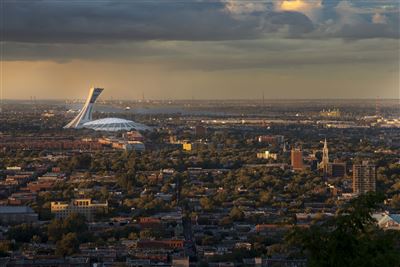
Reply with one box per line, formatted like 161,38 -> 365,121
291,148 -> 304,171
353,161 -> 376,194
64,87 -> 104,129
319,139 -> 329,175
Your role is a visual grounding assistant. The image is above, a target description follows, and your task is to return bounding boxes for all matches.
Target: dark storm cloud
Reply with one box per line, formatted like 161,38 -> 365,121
2,0 -> 399,45
2,0 -> 314,43
1,0 -> 399,64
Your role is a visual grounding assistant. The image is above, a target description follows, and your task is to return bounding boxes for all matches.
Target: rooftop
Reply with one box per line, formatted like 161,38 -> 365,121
83,117 -> 150,132
0,206 -> 35,214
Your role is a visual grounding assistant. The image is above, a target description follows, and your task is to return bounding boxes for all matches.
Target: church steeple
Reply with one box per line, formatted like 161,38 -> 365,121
323,139 -> 329,160
320,139 -> 329,176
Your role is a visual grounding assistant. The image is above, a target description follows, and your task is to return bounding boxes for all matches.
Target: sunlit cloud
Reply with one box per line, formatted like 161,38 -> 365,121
372,13 -> 388,24
334,0 -> 364,25
276,0 -> 323,22
224,0 -> 269,15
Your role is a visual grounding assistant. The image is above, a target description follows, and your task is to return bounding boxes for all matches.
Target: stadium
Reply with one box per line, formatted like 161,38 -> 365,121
82,118 -> 150,132
64,88 -> 150,132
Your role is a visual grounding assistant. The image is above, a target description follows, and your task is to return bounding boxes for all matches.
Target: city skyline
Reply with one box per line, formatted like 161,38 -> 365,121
1,0 -> 400,100
1,2 -> 400,265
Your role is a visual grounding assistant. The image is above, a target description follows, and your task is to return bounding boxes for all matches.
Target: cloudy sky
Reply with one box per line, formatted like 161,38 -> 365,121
1,0 -> 399,100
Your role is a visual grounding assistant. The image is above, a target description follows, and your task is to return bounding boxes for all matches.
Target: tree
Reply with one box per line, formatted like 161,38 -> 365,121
128,232 -> 138,240
199,197 -> 213,211
139,229 -> 153,240
47,219 -> 64,242
47,213 -> 88,242
259,190 -> 273,205
63,213 -> 88,235
0,241 -> 12,257
69,154 -> 92,171
229,206 -> 245,221
7,224 -> 41,243
56,233 -> 80,257
201,235 -> 217,246
287,192 -> 400,267
391,194 -> 400,209
219,216 -> 233,226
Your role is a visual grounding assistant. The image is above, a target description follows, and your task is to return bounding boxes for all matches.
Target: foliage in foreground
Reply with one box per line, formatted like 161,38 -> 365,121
287,192 -> 400,267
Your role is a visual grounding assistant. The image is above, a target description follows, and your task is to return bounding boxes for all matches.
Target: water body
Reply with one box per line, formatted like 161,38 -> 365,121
66,104 -> 227,116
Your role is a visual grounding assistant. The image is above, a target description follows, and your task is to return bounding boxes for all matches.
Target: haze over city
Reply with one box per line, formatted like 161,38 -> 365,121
2,0 -> 399,100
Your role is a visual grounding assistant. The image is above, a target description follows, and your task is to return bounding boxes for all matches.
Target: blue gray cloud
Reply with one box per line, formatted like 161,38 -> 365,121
2,0 -> 399,46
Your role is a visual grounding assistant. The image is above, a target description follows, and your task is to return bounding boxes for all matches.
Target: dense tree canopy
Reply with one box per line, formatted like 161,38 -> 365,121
287,193 -> 400,267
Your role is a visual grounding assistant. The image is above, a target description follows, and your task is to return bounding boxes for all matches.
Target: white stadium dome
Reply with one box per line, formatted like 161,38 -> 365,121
82,118 -> 151,132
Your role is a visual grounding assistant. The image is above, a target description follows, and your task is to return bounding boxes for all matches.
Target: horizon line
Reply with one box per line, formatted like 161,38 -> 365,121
1,97 -> 400,102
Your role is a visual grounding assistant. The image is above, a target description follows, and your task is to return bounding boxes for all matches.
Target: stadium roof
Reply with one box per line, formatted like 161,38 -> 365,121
82,118 -> 150,132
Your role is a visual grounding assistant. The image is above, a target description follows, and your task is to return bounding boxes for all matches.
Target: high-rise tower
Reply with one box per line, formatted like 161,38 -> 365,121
291,148 -> 304,171
64,87 -> 104,129
353,161 -> 376,194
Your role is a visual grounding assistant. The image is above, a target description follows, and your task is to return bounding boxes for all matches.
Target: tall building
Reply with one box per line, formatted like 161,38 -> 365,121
64,87 -> 104,129
319,139 -> 329,175
353,161 -> 376,194
291,148 -> 304,171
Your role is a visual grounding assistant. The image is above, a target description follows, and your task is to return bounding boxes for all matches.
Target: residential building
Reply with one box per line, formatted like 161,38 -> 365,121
51,199 -> 108,221
256,151 -> 278,160
353,161 -> 376,194
374,213 -> 400,230
172,257 -> 190,267
328,161 -> 346,178
182,142 -> 192,151
291,148 -> 304,171
258,135 -> 284,144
